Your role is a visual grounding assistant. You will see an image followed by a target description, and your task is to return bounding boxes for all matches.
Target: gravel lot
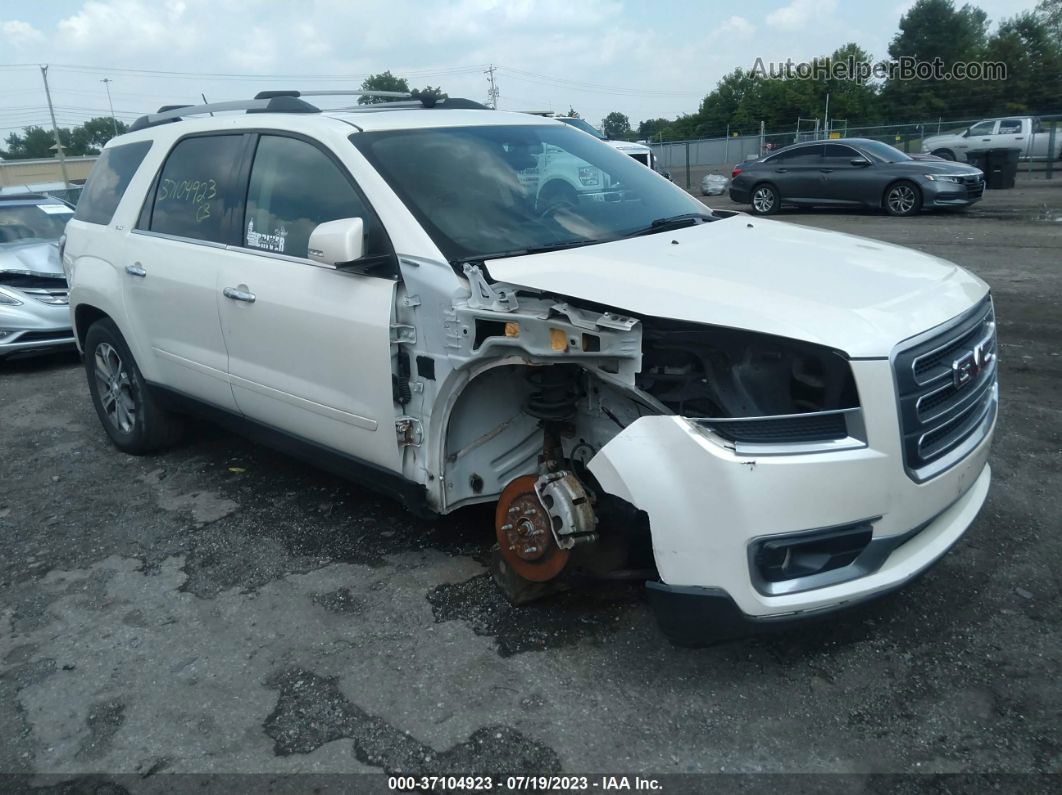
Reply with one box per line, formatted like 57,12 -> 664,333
1,181 -> 1059,788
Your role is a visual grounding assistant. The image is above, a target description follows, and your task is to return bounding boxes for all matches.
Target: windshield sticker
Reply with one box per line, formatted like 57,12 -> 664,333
246,219 -> 286,253
38,204 -> 74,215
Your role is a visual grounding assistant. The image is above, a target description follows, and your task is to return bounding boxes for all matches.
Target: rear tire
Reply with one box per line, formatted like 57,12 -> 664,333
749,183 -> 780,215
84,318 -> 183,454
884,180 -> 922,217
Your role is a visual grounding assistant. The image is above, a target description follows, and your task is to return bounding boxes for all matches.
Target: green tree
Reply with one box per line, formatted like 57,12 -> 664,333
600,111 -> 633,139
982,12 -> 1062,113
1037,0 -> 1062,42
358,71 -> 410,104
637,118 -> 671,140
1,116 -> 128,159
73,116 -> 129,151
880,0 -> 989,119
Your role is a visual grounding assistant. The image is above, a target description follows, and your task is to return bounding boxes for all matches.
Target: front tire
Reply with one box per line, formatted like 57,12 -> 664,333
84,318 -> 183,454
884,181 -> 922,217
749,183 -> 780,215
931,149 -> 956,161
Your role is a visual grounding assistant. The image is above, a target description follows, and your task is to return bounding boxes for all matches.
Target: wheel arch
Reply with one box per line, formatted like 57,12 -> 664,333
881,178 -> 922,210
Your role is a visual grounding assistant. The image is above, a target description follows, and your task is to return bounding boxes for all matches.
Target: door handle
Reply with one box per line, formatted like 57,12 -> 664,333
775,168 -> 788,173
125,263 -> 146,277
981,138 -> 991,141
223,286 -> 256,303
819,168 -> 834,173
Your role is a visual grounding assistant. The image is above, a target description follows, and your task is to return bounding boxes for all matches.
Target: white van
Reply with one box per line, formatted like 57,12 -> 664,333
63,91 -> 997,645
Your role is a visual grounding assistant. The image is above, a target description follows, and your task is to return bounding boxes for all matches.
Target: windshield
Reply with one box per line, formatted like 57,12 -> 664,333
352,124 -> 706,263
557,117 -> 606,139
856,140 -> 912,163
0,202 -> 72,245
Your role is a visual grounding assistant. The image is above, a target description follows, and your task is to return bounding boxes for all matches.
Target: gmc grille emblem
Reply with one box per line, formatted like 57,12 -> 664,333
953,337 -> 995,389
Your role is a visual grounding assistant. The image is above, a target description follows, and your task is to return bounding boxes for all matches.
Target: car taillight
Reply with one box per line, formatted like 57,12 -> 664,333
731,167 -> 743,178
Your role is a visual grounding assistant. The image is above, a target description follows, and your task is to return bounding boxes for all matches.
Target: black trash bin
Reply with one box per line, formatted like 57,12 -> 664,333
986,148 -> 1019,189
965,151 -> 989,175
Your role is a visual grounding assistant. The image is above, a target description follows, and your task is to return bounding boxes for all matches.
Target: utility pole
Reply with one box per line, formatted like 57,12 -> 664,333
484,64 -> 499,110
101,77 -> 118,136
40,65 -> 71,190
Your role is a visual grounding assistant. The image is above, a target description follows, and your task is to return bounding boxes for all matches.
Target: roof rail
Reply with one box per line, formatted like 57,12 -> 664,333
128,91 -> 490,132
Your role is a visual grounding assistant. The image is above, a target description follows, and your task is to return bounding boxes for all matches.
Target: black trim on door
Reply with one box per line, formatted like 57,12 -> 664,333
148,381 -> 433,517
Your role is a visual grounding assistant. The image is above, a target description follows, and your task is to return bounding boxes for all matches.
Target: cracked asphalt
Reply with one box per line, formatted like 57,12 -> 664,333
1,180 -> 1059,786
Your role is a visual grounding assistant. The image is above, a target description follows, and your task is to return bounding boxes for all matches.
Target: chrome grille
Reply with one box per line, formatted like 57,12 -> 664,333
21,287 -> 69,306
893,298 -> 997,481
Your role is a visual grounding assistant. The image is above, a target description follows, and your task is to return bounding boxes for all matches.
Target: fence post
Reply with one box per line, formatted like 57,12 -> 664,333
684,141 -> 691,191
724,124 -> 729,163
1047,123 -> 1056,180
759,120 -> 765,156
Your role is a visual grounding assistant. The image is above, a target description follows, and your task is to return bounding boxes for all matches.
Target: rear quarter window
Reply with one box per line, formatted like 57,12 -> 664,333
73,141 -> 152,225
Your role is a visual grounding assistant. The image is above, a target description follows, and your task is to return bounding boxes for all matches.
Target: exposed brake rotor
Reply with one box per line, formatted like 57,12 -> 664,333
495,475 -> 570,582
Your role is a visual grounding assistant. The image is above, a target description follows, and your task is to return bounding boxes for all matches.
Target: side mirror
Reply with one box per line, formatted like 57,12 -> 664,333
308,217 -> 364,269
850,158 -> 871,167
662,170 -> 672,181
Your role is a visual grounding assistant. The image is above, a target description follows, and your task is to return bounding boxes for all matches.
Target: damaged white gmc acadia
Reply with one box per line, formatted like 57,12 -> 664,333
63,92 -> 997,645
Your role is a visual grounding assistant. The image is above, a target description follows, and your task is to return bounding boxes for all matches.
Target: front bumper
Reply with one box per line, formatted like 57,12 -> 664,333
921,178 -> 985,207
587,357 -> 995,641
0,298 -> 75,359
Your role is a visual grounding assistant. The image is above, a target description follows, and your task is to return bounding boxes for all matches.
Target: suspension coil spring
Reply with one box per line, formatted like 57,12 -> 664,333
524,366 -> 579,421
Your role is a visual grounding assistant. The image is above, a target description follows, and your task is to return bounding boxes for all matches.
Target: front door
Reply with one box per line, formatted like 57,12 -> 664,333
125,133 -> 246,411
217,133 -> 401,472
958,120 -> 997,155
816,143 -> 873,205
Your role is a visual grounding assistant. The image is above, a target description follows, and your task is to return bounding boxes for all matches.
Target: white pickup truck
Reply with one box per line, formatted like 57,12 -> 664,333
922,116 -> 1062,161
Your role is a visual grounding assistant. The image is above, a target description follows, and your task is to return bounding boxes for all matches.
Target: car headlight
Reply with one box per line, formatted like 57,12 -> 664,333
0,287 -> 24,306
578,166 -> 600,186
636,321 -> 864,450
925,174 -> 964,183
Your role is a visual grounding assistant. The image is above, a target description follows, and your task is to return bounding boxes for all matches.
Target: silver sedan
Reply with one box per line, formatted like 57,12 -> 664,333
0,195 -> 76,360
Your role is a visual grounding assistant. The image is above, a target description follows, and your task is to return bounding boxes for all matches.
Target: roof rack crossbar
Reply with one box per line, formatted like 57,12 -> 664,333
254,89 -> 411,100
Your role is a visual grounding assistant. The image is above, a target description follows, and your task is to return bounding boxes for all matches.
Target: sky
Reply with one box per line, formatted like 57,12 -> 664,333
0,0 -> 1042,139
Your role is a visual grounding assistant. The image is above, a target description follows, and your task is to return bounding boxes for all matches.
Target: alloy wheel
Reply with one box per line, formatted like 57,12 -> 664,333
752,186 -> 775,213
888,184 -> 917,215
94,342 -> 136,433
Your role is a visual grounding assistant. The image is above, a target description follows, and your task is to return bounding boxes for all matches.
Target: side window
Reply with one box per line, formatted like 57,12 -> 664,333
148,135 -> 243,243
243,135 -> 385,260
823,144 -> 859,162
73,141 -> 152,225
967,121 -> 996,136
781,145 -> 823,164
998,119 -> 1022,134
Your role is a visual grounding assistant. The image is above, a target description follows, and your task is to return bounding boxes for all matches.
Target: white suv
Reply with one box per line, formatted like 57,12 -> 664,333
64,91 -> 998,645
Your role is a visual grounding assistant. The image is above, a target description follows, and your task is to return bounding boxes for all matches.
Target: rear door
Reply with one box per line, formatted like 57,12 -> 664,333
768,145 -> 824,202
216,133 -> 401,471
992,118 -> 1028,155
125,133 -> 247,410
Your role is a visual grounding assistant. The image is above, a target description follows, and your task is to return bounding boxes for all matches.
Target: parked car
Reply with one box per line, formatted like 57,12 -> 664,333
0,193 -> 76,360
922,116 -> 1062,162
64,92 -> 997,646
728,138 -> 985,217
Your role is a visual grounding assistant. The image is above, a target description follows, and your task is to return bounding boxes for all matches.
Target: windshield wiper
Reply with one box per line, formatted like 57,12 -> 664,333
625,212 -> 717,238
452,239 -> 598,265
